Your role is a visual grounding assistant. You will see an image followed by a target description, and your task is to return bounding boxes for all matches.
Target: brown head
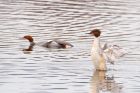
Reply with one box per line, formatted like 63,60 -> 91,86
89,29 -> 101,37
23,35 -> 34,42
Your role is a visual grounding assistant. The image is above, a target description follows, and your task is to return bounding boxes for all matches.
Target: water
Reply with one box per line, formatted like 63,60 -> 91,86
0,0 -> 140,93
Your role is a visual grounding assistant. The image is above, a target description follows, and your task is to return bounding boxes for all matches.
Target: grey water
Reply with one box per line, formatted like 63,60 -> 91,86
0,0 -> 140,93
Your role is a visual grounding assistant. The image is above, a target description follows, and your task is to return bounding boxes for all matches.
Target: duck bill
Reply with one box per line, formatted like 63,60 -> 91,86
85,32 -> 92,36
85,32 -> 91,34
19,37 -> 25,40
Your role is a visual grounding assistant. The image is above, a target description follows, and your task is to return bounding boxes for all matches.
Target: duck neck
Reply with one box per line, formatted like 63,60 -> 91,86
92,37 -> 106,71
93,37 -> 102,54
30,41 -> 35,46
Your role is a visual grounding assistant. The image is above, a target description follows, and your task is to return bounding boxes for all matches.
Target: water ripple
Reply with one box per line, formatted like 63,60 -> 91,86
0,0 -> 140,93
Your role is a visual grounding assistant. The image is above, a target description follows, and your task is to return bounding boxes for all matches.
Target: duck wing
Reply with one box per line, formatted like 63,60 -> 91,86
103,43 -> 126,64
53,39 -> 73,48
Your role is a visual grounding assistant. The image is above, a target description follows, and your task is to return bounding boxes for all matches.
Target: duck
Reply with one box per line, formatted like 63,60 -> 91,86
22,35 -> 73,50
88,29 -> 126,71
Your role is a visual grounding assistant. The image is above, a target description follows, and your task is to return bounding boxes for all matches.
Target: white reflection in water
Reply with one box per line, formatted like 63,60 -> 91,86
90,70 -> 122,93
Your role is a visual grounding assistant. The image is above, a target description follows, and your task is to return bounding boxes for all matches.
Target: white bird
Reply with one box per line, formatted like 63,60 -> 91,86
88,29 -> 126,71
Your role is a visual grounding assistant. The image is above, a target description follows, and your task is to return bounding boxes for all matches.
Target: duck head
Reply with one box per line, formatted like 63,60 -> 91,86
88,29 -> 101,37
23,35 -> 34,42
23,35 -> 35,46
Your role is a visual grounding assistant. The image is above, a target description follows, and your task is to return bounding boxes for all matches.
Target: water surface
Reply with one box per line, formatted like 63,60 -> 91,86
0,0 -> 140,93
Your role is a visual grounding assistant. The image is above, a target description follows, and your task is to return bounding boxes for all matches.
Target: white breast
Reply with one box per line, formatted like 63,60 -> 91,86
91,37 -> 107,70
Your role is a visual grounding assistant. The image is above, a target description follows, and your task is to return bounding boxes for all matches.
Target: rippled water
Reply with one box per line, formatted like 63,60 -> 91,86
0,0 -> 140,93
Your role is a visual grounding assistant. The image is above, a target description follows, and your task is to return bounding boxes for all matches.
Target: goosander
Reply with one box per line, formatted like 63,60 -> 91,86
88,29 -> 126,71
22,35 -> 73,49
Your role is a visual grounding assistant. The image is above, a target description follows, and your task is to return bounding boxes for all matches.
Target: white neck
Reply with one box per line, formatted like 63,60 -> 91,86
92,37 -> 102,54
91,37 -> 107,71
30,42 -> 35,46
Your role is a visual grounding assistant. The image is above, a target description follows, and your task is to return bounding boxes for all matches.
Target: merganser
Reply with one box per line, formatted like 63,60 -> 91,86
23,35 -> 73,49
88,29 -> 126,71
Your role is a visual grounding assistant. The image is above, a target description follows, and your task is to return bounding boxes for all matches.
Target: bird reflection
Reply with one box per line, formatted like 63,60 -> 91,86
90,70 -> 122,93
22,45 -> 34,54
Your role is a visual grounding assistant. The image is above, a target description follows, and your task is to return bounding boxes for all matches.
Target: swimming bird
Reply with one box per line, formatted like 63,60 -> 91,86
88,29 -> 126,71
22,35 -> 73,49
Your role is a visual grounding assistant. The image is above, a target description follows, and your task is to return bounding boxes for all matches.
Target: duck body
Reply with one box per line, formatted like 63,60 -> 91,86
42,39 -> 73,49
23,35 -> 73,49
42,41 -> 61,48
